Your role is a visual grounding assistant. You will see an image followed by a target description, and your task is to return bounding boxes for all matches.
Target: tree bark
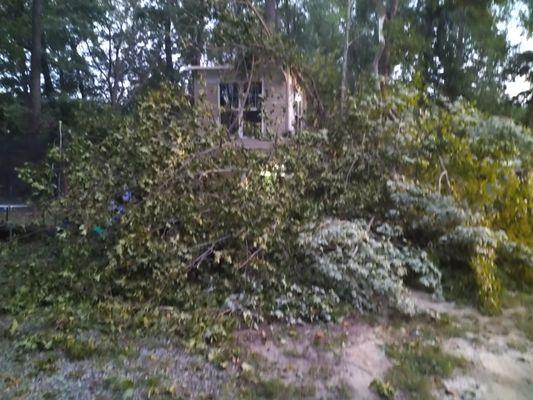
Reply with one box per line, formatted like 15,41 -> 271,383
378,40 -> 391,76
372,1 -> 386,81
341,0 -> 354,112
30,0 -> 43,134
265,0 -> 277,32
164,16 -> 173,80
372,0 -> 398,80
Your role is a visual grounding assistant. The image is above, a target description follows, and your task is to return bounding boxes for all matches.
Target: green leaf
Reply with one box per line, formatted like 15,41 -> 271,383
9,319 -> 19,337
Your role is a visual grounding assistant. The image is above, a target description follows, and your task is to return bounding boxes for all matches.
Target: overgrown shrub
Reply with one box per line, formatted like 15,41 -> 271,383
439,226 -> 505,314
387,176 -> 532,313
498,241 -> 533,289
298,219 -> 442,315
401,101 -> 532,248
386,178 -> 474,243
223,283 -> 342,325
18,85 -> 294,293
13,81 -> 532,325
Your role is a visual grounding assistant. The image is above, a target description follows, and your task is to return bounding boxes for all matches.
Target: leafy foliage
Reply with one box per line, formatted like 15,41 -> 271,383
14,83 -> 330,329
9,79 -> 533,330
298,219 -> 442,315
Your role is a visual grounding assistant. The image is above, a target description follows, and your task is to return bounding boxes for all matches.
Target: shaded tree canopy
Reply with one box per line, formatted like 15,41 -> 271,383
0,0 -> 531,134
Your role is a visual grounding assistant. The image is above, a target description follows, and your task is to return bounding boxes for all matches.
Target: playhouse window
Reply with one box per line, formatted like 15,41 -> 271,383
219,81 -> 263,137
244,82 -> 262,137
219,82 -> 239,109
220,82 -> 239,134
245,82 -> 262,110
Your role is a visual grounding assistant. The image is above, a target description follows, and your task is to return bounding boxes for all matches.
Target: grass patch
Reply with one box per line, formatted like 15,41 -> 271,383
413,314 -> 469,340
282,348 -> 302,358
104,376 -> 135,398
385,341 -> 466,400
239,378 -> 316,399
502,291 -> 533,310
63,336 -> 98,361
312,329 -> 348,353
507,339 -> 528,353
32,356 -> 58,375
369,378 -> 395,400
510,311 -> 533,341
104,374 -> 182,399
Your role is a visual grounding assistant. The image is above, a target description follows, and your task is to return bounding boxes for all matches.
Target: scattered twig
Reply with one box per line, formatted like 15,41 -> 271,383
187,244 -> 215,271
437,156 -> 452,195
237,247 -> 263,270
187,233 -> 234,271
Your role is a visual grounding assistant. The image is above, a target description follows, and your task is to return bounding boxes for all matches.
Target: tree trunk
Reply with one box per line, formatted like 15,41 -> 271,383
341,0 -> 354,112
265,0 -> 277,32
372,1 -> 386,79
164,16 -> 173,80
30,0 -> 43,134
379,40 -> 391,76
372,0 -> 398,84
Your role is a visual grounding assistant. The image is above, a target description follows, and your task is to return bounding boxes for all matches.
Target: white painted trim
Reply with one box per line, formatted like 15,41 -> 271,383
260,77 -> 265,136
181,65 -> 232,72
217,81 -> 221,125
378,15 -> 385,44
283,70 -> 293,134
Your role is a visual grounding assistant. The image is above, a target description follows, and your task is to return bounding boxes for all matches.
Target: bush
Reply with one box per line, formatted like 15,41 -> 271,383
298,219 -> 442,315
16,84 -> 324,324
498,241 -> 533,289
386,178 -> 473,243
13,81 -> 532,324
439,226 -> 504,314
387,176 -> 532,313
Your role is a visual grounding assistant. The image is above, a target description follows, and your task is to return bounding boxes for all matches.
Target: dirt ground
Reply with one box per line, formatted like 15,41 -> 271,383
234,291 -> 533,399
235,319 -> 391,399
416,293 -> 533,400
1,291 -> 531,399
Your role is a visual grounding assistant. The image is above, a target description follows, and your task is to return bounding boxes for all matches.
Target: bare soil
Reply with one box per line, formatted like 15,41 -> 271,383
1,291 -> 531,399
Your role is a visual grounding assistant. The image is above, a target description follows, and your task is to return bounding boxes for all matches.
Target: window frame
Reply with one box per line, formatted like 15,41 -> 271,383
218,79 -> 264,137
243,80 -> 264,137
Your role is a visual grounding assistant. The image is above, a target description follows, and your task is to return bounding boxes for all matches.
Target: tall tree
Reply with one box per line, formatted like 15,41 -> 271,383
372,0 -> 398,79
30,0 -> 43,134
407,0 -> 508,109
164,14 -> 173,79
341,0 -> 355,109
45,0 -> 107,99
265,0 -> 278,32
